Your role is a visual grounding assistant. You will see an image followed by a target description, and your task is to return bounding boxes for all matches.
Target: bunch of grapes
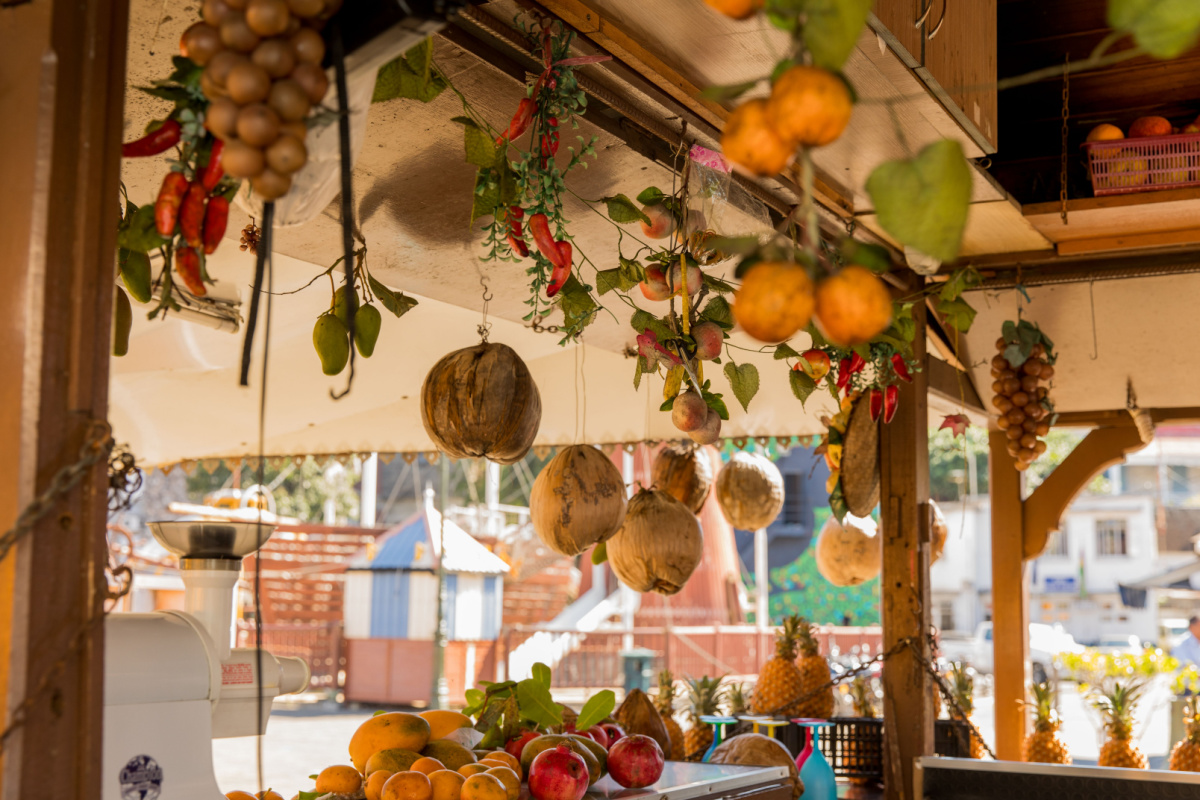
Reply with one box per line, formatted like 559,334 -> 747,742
990,336 -> 1056,471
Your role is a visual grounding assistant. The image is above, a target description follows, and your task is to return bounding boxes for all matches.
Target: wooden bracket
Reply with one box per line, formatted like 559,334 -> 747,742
1022,425 -> 1148,559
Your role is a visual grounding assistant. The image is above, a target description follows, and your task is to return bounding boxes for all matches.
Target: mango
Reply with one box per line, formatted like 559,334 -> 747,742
313,313 -> 350,375
113,287 -> 132,357
354,303 -> 382,358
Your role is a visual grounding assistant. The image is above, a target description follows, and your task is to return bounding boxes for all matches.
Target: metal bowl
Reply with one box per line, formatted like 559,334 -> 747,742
148,520 -> 276,560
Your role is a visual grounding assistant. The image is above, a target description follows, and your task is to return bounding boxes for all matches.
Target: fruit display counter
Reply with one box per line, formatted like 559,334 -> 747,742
558,763 -> 791,800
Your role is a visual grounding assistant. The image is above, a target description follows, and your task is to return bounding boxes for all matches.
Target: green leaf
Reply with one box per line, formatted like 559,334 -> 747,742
806,322 -> 831,348
829,482 -> 849,522
595,268 -> 625,296
464,688 -> 486,715
723,361 -> 760,412
619,256 -> 645,284
634,356 -> 646,390
940,266 -> 982,302
1108,0 -> 1200,59
136,85 -> 193,104
117,204 -> 169,253
368,273 -> 418,318
798,0 -> 872,70
789,368 -> 817,406
702,273 -> 739,294
636,186 -> 666,205
631,309 -> 674,341
702,392 -> 730,420
558,274 -> 598,334
659,397 -> 675,413
936,296 -> 976,333
840,239 -> 892,273
591,542 -> 608,565
865,139 -> 972,264
373,709 -> 389,716
576,690 -> 616,732
774,343 -> 801,360
454,117 -> 498,168
601,194 -> 651,224
700,81 -> 759,103
373,38 -> 447,103
532,662 -> 552,689
893,304 -> 915,343
517,678 -> 562,729
1003,343 -> 1026,369
698,296 -> 735,329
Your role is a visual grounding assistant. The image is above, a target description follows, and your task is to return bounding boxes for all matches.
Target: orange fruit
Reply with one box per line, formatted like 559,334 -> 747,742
813,266 -> 893,346
429,769 -> 467,800
732,262 -> 814,343
418,710 -> 474,740
457,763 -> 490,778
704,0 -> 762,19
485,767 -> 520,800
721,100 -> 793,177
256,793 -> 284,800
477,751 -> 520,777
226,793 -> 256,800
767,66 -> 853,147
350,713 -> 432,773
316,765 -> 363,795
383,771 -> 433,800
412,758 -> 448,776
460,773 -> 507,800
1086,123 -> 1124,143
367,771 -> 397,800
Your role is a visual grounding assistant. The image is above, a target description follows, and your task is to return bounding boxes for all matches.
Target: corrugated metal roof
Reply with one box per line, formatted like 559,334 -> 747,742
348,504 -> 510,575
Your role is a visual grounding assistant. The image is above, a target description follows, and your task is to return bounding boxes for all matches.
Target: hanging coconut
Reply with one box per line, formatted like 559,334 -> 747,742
814,513 -> 881,587
714,451 -> 784,530
420,342 -> 541,465
606,488 -> 702,595
531,445 -> 628,557
651,442 -> 713,513
841,397 -> 880,517
931,499 -> 948,564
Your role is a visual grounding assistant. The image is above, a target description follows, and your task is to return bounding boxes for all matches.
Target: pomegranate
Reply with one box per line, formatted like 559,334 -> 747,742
506,730 -> 541,761
529,744 -> 590,800
607,734 -> 665,789
598,723 -> 626,748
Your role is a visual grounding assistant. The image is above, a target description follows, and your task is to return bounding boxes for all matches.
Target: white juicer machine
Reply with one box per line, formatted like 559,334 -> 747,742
104,521 -> 309,800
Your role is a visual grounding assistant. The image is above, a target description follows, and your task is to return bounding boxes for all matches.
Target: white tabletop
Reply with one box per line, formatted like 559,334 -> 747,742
575,761 -> 790,800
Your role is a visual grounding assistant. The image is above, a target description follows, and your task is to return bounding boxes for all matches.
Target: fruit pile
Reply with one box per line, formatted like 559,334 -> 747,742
989,320 -> 1057,471
189,0 -> 337,200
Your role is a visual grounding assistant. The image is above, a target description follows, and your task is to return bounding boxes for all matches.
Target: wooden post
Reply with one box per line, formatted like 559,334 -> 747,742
0,0 -> 129,796
989,429 -> 1028,760
880,297 -> 933,800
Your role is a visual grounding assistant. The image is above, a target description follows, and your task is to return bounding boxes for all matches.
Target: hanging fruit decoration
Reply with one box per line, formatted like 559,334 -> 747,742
814,513 -> 881,587
531,445 -> 628,557
715,451 -> 784,531
651,443 -> 714,514
420,342 -> 542,465
606,488 -> 703,595
931,498 -> 949,563
991,320 -> 1058,471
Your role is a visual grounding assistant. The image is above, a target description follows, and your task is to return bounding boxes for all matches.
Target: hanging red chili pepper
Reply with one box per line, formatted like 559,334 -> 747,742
202,196 -> 229,255
835,358 -> 852,391
122,119 -> 182,158
179,181 -> 208,248
547,241 -> 573,298
528,213 -> 567,269
506,206 -> 529,257
891,353 -> 913,383
201,139 -> 226,192
869,388 -> 884,422
175,247 -> 206,297
154,172 -> 190,237
496,98 -> 537,144
883,384 -> 900,423
849,351 -> 867,374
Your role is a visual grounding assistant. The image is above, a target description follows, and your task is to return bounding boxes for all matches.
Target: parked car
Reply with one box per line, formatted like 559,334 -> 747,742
1095,634 -> 1142,655
938,622 -> 1084,683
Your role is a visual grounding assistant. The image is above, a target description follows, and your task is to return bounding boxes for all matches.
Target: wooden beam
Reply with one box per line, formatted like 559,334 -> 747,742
1023,426 -> 1149,559
880,290 -> 933,800
0,0 -> 128,796
989,428 -> 1028,761
1056,228 -> 1200,256
1051,407 -> 1200,428
925,355 -> 985,413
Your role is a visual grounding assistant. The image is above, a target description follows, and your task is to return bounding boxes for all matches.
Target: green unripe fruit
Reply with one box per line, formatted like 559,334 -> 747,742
354,303 -> 381,358
119,248 -> 153,304
113,287 -> 132,357
313,312 -> 350,375
332,285 -> 355,326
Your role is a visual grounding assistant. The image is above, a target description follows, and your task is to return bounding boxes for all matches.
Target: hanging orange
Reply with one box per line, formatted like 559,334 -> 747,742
813,266 -> 893,346
721,100 -> 794,177
767,66 -> 853,147
704,0 -> 762,19
733,262 -> 815,343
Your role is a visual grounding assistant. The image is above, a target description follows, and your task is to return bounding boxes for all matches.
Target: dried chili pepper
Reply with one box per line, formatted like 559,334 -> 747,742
506,206 -> 529,256
202,196 -> 229,255
835,358 -> 852,391
154,172 -> 190,237
175,247 -> 206,297
496,98 -> 536,144
180,181 -> 208,248
883,384 -> 899,423
528,213 -> 567,269
849,351 -> 866,374
547,241 -> 573,298
891,353 -> 912,383
201,139 -> 225,192
869,388 -> 883,422
122,119 -> 181,158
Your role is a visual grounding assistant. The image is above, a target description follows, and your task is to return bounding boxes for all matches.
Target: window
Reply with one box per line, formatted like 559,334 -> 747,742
1096,519 -> 1128,556
1044,529 -> 1069,557
937,601 -> 954,632
781,473 -> 805,525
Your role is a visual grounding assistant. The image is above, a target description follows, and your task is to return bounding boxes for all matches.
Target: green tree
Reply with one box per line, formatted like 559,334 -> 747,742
186,456 -> 360,523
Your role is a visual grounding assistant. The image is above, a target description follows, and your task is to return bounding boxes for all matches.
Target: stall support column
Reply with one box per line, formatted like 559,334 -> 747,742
0,0 -> 129,796
989,429 -> 1028,759
879,296 -> 933,800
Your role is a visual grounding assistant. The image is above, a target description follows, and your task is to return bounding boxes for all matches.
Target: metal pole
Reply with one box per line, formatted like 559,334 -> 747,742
432,457 -> 451,709
754,527 -> 769,630
361,452 -> 378,527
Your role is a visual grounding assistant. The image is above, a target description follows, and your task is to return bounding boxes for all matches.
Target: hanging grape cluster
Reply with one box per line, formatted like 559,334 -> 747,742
990,320 -> 1057,471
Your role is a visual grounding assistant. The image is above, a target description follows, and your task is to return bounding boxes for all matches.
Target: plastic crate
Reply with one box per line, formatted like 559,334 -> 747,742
1083,132 -> 1200,196
812,717 -> 975,783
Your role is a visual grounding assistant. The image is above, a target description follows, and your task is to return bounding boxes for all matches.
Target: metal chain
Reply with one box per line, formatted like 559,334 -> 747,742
527,315 -> 562,334
1060,56 -> 1070,226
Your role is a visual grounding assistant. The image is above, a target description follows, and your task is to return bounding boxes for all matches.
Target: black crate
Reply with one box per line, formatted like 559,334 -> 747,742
782,717 -> 976,783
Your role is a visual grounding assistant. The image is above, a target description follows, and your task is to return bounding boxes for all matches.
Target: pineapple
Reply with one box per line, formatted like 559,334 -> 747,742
849,676 -> 877,718
655,670 -> 686,761
684,675 -> 725,761
1022,682 -> 1071,764
726,682 -> 754,737
1170,696 -> 1200,771
752,616 -> 805,716
947,662 -> 987,759
794,618 -> 835,719
1095,681 -> 1148,769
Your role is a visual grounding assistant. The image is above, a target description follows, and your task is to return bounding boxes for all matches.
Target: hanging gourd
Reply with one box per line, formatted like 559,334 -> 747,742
607,488 -> 702,595
651,443 -> 714,514
531,445 -> 628,557
420,342 -> 541,464
814,513 -> 881,587
715,451 -> 784,530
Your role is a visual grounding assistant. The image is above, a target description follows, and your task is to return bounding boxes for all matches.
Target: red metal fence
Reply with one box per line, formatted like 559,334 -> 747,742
236,620 -> 345,689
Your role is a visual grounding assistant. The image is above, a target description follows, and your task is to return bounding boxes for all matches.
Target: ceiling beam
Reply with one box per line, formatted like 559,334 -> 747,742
1053,407 -> 1200,428
925,355 -> 984,414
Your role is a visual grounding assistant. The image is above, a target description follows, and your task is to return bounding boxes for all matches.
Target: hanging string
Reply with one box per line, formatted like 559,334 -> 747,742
239,202 -> 274,386
252,208 -> 274,796
330,19 -> 357,400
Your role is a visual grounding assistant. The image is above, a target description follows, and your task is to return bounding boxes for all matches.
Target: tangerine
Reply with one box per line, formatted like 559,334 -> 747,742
226,793 -> 256,800
315,765 -> 363,795
460,773 -> 508,800
412,758 -> 447,776
813,266 -> 892,346
256,793 -> 284,800
367,771 -> 397,800
485,766 -> 521,800
429,769 -> 467,800
732,262 -> 815,343
767,66 -> 853,147
703,0 -> 762,19
457,763 -> 490,778
721,99 -> 793,177
350,713 -> 432,773
383,771 -> 434,800
418,710 -> 474,740
478,751 -> 521,777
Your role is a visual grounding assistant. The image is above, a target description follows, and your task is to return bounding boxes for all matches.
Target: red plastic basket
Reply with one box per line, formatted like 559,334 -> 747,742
1082,132 -> 1200,196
